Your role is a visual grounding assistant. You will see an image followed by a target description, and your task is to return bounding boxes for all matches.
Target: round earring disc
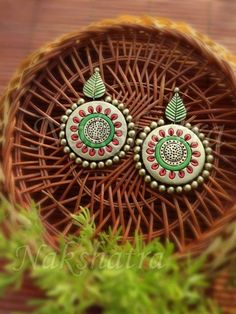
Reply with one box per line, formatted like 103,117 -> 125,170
142,124 -> 205,185
65,101 -> 128,161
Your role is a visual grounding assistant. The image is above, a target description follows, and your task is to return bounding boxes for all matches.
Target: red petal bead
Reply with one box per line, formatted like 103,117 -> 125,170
106,145 -> 113,152
82,145 -> 88,153
70,125 -> 78,132
168,128 -> 174,136
111,114 -> 118,120
96,105 -> 102,113
115,130 -> 123,137
71,134 -> 78,141
191,142 -> 198,148
79,110 -> 86,117
187,166 -> 193,173
152,135 -> 158,142
191,159 -> 199,166
184,134 -> 191,141
114,122 -> 122,128
159,168 -> 166,176
146,148 -> 154,155
147,156 -> 155,162
159,130 -> 165,137
193,151 -> 201,157
148,141 -> 155,148
169,171 -> 176,179
151,163 -> 159,170
178,170 -> 185,178
176,129 -> 183,136
104,108 -> 111,115
76,141 -> 83,148
89,148 -> 96,156
98,148 -> 105,156
88,106 -> 94,113
73,117 -> 80,123
112,138 -> 119,145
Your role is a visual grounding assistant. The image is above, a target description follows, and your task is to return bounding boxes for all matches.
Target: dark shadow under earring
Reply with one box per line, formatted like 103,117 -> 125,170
134,88 -> 214,194
59,68 -> 135,169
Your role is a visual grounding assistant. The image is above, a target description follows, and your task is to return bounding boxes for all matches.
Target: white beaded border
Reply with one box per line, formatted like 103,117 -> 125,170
59,96 -> 135,169
134,119 -> 214,194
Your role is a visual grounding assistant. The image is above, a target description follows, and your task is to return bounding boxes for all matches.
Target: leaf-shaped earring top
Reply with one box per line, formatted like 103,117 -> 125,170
165,87 -> 187,123
83,68 -> 106,100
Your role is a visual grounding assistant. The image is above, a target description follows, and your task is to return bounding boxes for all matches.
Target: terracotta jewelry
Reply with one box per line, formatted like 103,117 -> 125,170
59,68 -> 135,168
134,88 -> 214,193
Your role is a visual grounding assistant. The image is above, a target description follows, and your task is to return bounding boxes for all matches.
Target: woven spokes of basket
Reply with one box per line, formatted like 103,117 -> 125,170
1,16 -> 236,254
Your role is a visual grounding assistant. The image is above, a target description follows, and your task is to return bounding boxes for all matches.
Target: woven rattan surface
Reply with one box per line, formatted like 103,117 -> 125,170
1,16 -> 236,313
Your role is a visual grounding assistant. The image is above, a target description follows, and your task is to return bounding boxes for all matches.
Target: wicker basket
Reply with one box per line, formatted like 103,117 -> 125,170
1,16 -> 236,313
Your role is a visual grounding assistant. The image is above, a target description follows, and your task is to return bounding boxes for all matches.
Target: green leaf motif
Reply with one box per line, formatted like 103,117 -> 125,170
83,69 -> 106,99
165,90 -> 187,123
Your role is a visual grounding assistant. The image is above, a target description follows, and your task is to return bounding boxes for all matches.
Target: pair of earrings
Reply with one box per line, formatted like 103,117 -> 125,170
59,68 -> 213,194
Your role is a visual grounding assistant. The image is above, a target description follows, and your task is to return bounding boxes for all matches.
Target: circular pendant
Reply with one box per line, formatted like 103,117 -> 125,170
60,98 -> 134,168
135,120 -> 213,193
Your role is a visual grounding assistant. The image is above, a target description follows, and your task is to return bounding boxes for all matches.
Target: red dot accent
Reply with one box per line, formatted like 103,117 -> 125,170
152,135 -> 158,142
98,148 -> 105,156
191,159 -> 199,166
147,156 -> 155,162
70,125 -> 77,132
187,166 -> 193,173
71,134 -> 78,141
168,128 -> 174,136
89,148 -> 96,156
151,163 -> 159,170
73,117 -> 80,123
184,134 -> 191,141
146,148 -> 154,155
79,110 -> 86,117
111,114 -> 118,120
191,142 -> 199,148
96,105 -> 102,113
106,145 -> 113,152
88,106 -> 94,113
169,171 -> 176,179
104,108 -> 111,115
82,145 -> 88,153
178,170 -> 185,178
76,141 -> 83,148
112,138 -> 119,146
114,122 -> 122,128
159,168 -> 166,176
115,130 -> 123,137
176,129 -> 183,136
193,151 -> 201,157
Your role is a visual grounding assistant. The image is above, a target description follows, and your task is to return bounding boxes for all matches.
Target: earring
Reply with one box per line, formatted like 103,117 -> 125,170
59,68 -> 135,168
134,88 -> 214,193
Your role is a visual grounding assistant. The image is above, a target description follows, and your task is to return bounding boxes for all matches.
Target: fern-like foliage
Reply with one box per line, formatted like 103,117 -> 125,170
83,68 -> 106,99
0,198 -> 221,314
165,88 -> 187,123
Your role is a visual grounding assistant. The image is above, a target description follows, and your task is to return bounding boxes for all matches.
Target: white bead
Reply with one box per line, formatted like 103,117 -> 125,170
75,157 -> 82,164
144,175 -> 151,183
167,186 -> 174,194
185,123 -> 191,129
134,146 -> 141,153
128,130 -> 136,137
113,156 -> 120,163
118,151 -> 126,158
197,176 -> 204,184
90,162 -> 97,169
118,103 -> 124,110
59,131 -> 65,138
135,139 -> 143,145
202,170 -> 210,178
203,140 -> 209,147
139,132 -> 147,140
174,87 -> 179,93
123,108 -> 129,116
66,109 -> 72,116
158,119 -> 164,126
159,185 -> 166,192
150,181 -> 158,189
112,99 -> 119,106
205,147 -> 212,154
199,133 -> 205,140
123,145 -> 130,152
69,152 -> 76,159
105,96 -> 112,103
205,163 -> 213,170
207,155 -> 214,162
150,121 -> 158,129
98,161 -> 105,168
144,126 -> 151,134
134,154 -> 140,161
128,122 -> 135,129
139,169 -> 146,176
191,181 -> 198,189
60,124 -> 66,130
61,115 -> 68,122
105,159 -> 113,166
135,162 -> 142,169
78,98 -> 85,104
184,184 -> 192,192
71,103 -> 78,110
127,138 -> 134,145
63,146 -> 70,153
176,186 -> 183,193
126,115 -> 132,122
60,139 -> 67,146
82,161 -> 89,168
192,126 -> 199,134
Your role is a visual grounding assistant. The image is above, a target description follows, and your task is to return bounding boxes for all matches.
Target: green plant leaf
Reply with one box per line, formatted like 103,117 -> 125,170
83,68 -> 106,99
165,89 -> 187,123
